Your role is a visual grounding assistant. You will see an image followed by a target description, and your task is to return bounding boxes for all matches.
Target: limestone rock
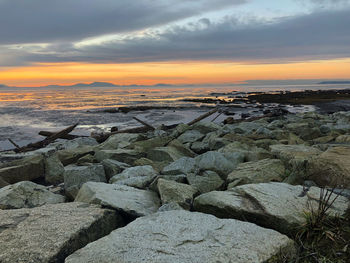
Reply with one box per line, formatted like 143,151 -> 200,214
65,210 -> 295,263
162,157 -> 196,175
0,155 -> 44,185
101,159 -> 130,180
227,159 -> 286,188
194,182 -> 349,235
110,165 -> 158,189
0,181 -> 65,209
0,202 -> 122,263
75,182 -> 160,217
64,164 -> 106,199
187,171 -> 224,193
157,179 -> 197,210
44,153 -> 65,185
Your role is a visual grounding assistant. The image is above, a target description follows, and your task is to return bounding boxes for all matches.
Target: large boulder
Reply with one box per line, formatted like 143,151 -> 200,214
219,142 -> 272,162
44,153 -> 65,185
194,182 -> 349,235
307,146 -> 350,187
75,182 -> 160,218
187,170 -> 224,193
195,151 -> 242,178
101,159 -> 130,180
161,157 -> 196,175
0,181 -> 65,209
177,130 -> 205,144
57,146 -> 95,166
64,164 -> 107,199
227,159 -> 286,188
97,133 -> 143,150
109,165 -> 158,189
65,210 -> 296,263
157,179 -> 197,210
147,145 -> 193,163
0,202 -> 122,263
94,149 -> 145,164
192,121 -> 221,134
0,155 -> 44,185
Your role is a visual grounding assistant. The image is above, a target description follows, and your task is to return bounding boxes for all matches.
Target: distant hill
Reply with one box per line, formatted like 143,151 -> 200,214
69,82 -> 120,87
318,81 -> 350,85
0,84 -> 8,88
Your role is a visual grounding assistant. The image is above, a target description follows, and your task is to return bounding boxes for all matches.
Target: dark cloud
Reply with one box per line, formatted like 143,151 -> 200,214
0,0 -> 246,44
1,8 -> 350,67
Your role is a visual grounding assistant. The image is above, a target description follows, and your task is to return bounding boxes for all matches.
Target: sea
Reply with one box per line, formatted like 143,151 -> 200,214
0,83 -> 349,150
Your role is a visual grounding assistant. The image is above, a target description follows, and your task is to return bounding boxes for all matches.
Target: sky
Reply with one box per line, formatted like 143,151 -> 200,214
0,0 -> 350,87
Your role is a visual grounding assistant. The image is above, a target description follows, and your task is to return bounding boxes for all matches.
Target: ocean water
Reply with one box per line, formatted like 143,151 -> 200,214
0,83 -> 348,150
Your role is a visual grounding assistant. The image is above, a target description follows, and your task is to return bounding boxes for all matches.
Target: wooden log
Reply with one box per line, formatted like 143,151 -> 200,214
15,123 -> 79,153
133,117 -> 155,130
8,138 -> 20,149
187,108 -> 218,126
38,131 -> 86,140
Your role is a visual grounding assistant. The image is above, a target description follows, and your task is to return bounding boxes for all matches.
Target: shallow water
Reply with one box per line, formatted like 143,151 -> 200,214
0,83 -> 348,150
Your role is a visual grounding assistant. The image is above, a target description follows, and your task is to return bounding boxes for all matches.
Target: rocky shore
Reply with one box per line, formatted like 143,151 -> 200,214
1,110 -> 350,262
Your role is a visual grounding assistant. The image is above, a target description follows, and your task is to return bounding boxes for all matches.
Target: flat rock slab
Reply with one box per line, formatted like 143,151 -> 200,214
0,181 -> 65,209
194,182 -> 349,235
0,202 -> 122,263
75,182 -> 160,217
65,210 -> 295,263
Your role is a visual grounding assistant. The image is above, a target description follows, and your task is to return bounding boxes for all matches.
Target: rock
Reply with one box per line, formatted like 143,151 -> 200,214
65,210 -> 296,263
101,159 -> 130,180
0,202 -> 122,263
76,154 -> 96,165
109,165 -> 158,189
162,157 -> 196,175
75,182 -> 160,218
187,170 -> 224,193
131,136 -> 172,152
335,135 -> 350,143
288,133 -> 305,145
147,147 -> 182,162
57,146 -> 95,166
44,153 -> 65,185
219,141 -> 272,162
312,135 -> 334,144
0,181 -> 65,209
49,137 -> 98,150
157,179 -> 198,210
192,121 -> 221,134
158,202 -> 184,212
0,154 -> 44,185
64,164 -> 107,199
227,159 -> 286,188
97,133 -> 143,150
194,182 -> 349,235
308,146 -> 350,187
94,149 -> 145,164
0,177 -> 9,188
177,130 -> 205,144
190,141 -> 209,154
195,151 -> 241,178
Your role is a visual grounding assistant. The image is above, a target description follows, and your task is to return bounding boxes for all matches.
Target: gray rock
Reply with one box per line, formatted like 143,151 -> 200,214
187,171 -> 224,193
49,137 -> 98,150
97,133 -> 143,150
0,202 -> 122,263
57,146 -> 95,166
101,159 -> 130,180
227,159 -> 286,188
162,157 -> 196,175
157,179 -> 198,210
94,149 -> 145,164
147,146 -> 191,163
177,130 -> 205,144
44,153 -> 65,185
75,182 -> 160,217
64,164 -> 107,199
0,155 -> 44,185
0,181 -> 65,209
158,202 -> 184,212
65,210 -> 295,263
219,141 -> 272,162
190,141 -> 209,154
109,165 -> 158,189
195,151 -> 241,178
194,182 -> 349,235
192,121 -> 221,134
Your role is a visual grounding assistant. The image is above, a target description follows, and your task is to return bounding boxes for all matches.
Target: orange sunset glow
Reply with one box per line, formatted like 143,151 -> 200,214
1,58 -> 350,87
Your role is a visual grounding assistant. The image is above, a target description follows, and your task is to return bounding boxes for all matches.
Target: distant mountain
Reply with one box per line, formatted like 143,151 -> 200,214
0,84 -> 8,88
318,81 -> 350,84
69,82 -> 120,87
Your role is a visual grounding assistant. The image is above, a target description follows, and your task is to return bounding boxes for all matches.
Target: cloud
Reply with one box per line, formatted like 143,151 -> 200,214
0,0 -> 246,44
1,7 -> 350,67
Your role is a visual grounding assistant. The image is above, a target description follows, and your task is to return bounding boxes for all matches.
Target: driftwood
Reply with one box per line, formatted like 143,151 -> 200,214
14,123 -> 79,153
133,117 -> 155,130
38,131 -> 87,140
187,108 -> 218,126
8,138 -> 20,149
